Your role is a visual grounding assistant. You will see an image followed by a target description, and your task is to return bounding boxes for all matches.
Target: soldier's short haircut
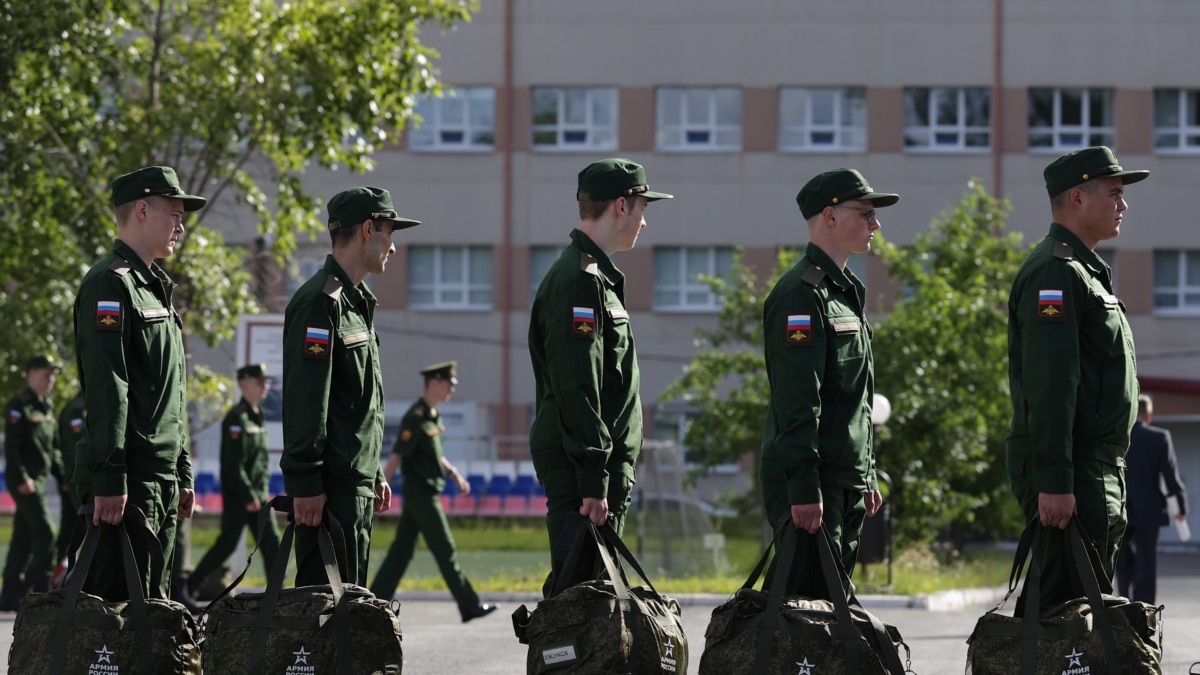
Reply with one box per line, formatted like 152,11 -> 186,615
1050,179 -> 1101,210
578,198 -> 617,222
330,219 -> 388,247
1137,393 -> 1153,417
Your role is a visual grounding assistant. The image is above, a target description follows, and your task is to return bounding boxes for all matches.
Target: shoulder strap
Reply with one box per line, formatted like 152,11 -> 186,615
801,264 -> 826,287
322,274 -> 343,299
108,258 -> 132,276
1052,241 -> 1075,260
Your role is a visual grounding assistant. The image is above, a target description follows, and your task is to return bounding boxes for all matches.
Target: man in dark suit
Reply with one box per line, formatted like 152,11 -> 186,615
1116,394 -> 1188,603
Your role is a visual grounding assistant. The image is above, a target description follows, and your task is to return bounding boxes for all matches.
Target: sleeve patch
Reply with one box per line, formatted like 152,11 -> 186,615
1037,289 -> 1065,321
785,314 -> 814,347
399,429 -> 413,442
228,425 -> 242,440
96,300 -> 123,331
303,326 -> 332,359
7,409 -> 21,423
70,418 -> 84,432
571,306 -> 598,338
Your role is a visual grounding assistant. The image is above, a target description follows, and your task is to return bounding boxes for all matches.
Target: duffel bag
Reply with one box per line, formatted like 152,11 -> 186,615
966,517 -> 1162,674
699,519 -> 911,675
9,504 -> 202,674
201,495 -> 403,674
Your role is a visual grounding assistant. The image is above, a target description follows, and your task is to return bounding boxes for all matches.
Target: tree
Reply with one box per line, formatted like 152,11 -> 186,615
661,249 -> 799,513
871,180 -> 1029,545
0,0 -> 473,396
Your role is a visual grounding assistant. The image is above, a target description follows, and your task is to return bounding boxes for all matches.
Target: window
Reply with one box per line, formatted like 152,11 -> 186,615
408,86 -> 495,151
409,246 -> 493,309
531,87 -> 617,150
654,246 -> 735,311
1154,89 -> 1200,153
1153,250 -> 1200,314
779,87 -> 866,152
903,87 -> 990,151
1028,88 -> 1114,151
286,248 -> 327,299
529,245 -> 565,303
656,87 -> 741,151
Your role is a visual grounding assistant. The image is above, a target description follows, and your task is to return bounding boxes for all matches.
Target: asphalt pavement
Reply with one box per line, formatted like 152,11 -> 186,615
1,553 -> 1197,674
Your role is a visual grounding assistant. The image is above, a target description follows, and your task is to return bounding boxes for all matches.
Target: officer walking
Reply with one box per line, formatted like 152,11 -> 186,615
1006,146 -> 1147,612
761,169 -> 896,596
528,158 -> 672,597
188,363 -> 282,596
282,186 -> 418,586
0,355 -> 65,609
370,361 -> 496,622
73,165 -> 202,600
54,390 -> 85,566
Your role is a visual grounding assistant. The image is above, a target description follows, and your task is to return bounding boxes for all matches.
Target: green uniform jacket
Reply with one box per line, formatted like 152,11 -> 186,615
393,399 -> 446,493
1006,224 -> 1138,493
760,243 -> 877,506
281,255 -> 385,498
73,239 -> 192,496
529,229 -> 642,498
5,388 -> 63,490
220,398 -> 271,507
57,394 -> 85,486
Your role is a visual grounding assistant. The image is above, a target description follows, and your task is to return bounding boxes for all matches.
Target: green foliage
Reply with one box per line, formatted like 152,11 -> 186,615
187,365 -> 234,447
872,180 -> 1029,546
0,0 -> 472,396
660,249 -> 800,513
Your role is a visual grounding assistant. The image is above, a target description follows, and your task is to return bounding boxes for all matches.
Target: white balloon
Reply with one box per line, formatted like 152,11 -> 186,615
871,394 -> 892,425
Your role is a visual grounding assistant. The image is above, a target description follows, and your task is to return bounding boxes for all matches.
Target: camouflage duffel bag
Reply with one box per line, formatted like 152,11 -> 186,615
699,521 -> 910,675
9,506 -> 202,674
201,497 -> 403,674
513,521 -> 688,674
966,519 -> 1162,674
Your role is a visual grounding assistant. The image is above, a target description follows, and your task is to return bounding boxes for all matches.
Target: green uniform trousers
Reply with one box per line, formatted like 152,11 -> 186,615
4,486 -> 56,583
763,482 -> 866,598
1011,457 -> 1126,613
80,476 -> 179,601
540,461 -> 633,598
294,493 -> 373,586
55,488 -> 82,563
193,501 -> 281,583
370,484 -> 480,614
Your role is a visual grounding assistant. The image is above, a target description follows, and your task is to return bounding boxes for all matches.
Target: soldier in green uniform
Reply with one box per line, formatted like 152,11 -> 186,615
0,355 -> 65,610
370,362 -> 496,622
73,165 -> 203,601
188,363 -> 281,595
1007,146 -> 1146,612
282,186 -> 418,586
761,169 -> 896,597
54,390 -> 85,564
528,158 -> 672,597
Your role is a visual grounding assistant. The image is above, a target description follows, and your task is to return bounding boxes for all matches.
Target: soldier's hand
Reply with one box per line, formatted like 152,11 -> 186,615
374,481 -> 391,513
17,479 -> 35,495
1038,492 -> 1076,529
246,498 -> 261,513
94,494 -> 127,526
579,498 -> 609,526
454,472 -> 470,495
864,489 -> 883,517
791,503 -> 823,534
178,488 -> 195,520
293,494 -> 327,526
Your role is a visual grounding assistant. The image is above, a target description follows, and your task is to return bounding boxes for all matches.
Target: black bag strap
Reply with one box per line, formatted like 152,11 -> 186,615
1065,519 -> 1122,671
50,504 -> 163,675
201,497 -> 290,608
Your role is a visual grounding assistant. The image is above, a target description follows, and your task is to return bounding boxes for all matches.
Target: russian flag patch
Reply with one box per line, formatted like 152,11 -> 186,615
1037,289 -> 1065,320
304,326 -> 332,358
572,307 -> 597,338
786,314 -> 813,346
96,300 -> 122,330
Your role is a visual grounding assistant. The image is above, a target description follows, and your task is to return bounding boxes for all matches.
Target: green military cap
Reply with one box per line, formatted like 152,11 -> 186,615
796,168 -> 899,219
25,354 -> 62,372
576,158 -> 673,202
236,363 -> 270,380
327,186 -> 421,231
1043,146 -> 1149,198
111,166 -> 207,212
420,361 -> 458,385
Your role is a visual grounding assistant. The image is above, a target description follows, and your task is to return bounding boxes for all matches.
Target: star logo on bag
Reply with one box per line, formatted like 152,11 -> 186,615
662,640 -> 674,658
294,646 -> 311,665
95,645 -> 114,664
1065,648 -> 1083,667
796,657 -> 815,675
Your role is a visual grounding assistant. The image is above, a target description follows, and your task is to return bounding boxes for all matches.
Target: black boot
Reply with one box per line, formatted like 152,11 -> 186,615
170,578 -> 203,614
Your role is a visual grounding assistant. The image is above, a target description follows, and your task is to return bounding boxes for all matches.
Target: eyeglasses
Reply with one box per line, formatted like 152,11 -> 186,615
838,206 -> 878,222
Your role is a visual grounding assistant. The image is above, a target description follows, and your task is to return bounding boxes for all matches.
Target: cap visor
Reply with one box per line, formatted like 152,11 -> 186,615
390,217 -> 421,230
1116,170 -> 1150,186
643,190 -> 674,202
864,192 -> 900,208
181,195 -> 208,212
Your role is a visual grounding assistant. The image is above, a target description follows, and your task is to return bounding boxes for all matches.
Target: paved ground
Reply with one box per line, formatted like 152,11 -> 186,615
1,553 -> 1197,673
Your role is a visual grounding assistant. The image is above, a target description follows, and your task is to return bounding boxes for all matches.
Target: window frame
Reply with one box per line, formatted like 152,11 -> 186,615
903,86 -> 992,153
1152,249 -> 1200,316
1027,87 -> 1115,153
408,86 -> 496,152
778,86 -> 867,153
530,86 -> 618,152
653,246 -> 735,312
408,245 -> 494,311
1153,88 -> 1200,155
655,86 -> 743,152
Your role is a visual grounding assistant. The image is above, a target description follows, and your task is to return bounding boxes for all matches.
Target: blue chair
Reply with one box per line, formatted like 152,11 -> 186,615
269,473 -> 284,496
512,474 -> 538,498
466,474 -> 488,496
194,472 -> 220,495
486,474 -> 513,497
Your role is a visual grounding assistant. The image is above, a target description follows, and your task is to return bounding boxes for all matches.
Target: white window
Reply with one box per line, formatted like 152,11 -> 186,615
779,87 -> 867,152
656,87 -> 741,151
1028,88 -> 1114,152
409,246 -> 493,310
654,246 -> 735,311
531,87 -> 617,150
286,248 -> 328,299
1153,250 -> 1200,314
529,245 -> 565,303
1153,89 -> 1200,153
409,86 -> 495,151
903,87 -> 991,151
